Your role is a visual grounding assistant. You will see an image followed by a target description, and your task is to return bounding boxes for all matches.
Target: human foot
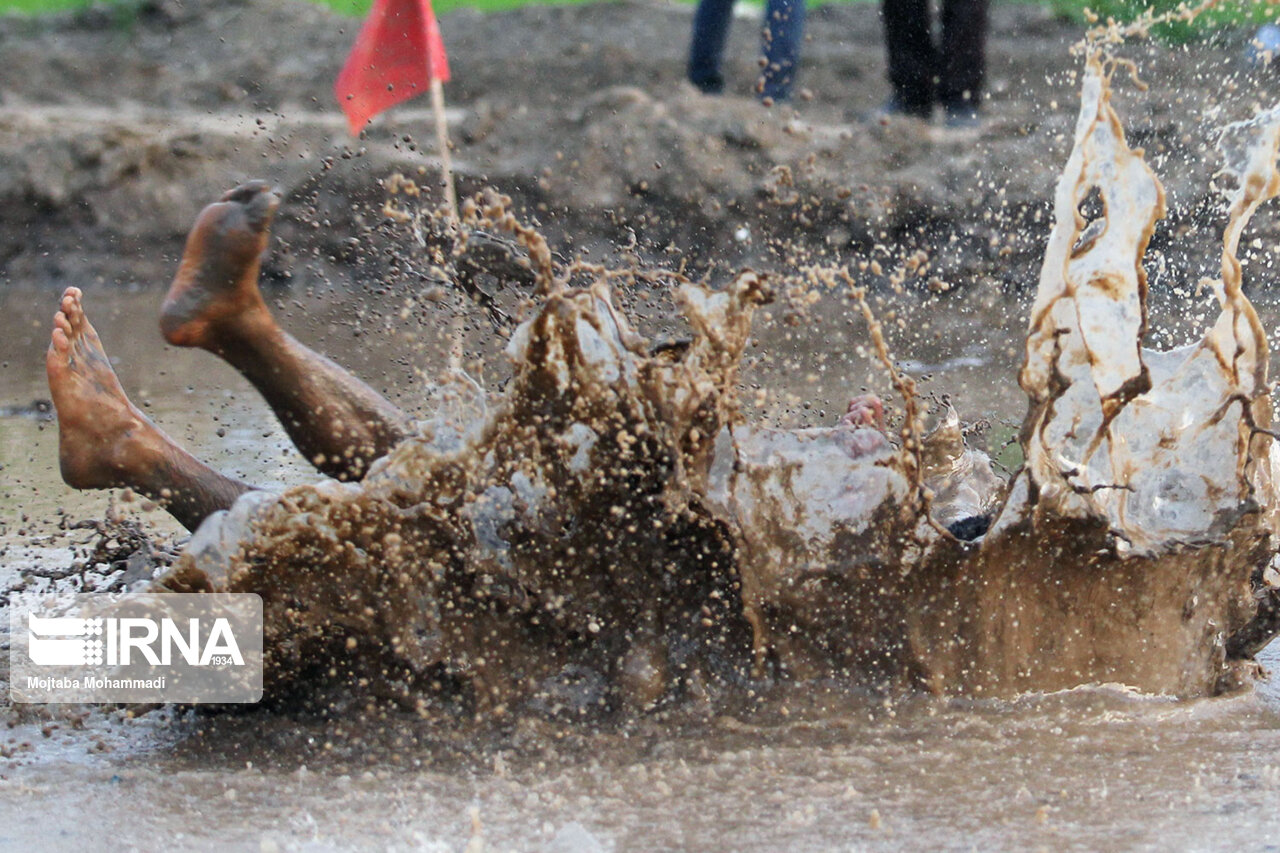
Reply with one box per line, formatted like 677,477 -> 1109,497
47,287 -> 160,490
159,181 -> 280,349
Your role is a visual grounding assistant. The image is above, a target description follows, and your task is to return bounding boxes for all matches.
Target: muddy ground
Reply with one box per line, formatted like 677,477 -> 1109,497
1,0 -> 1278,306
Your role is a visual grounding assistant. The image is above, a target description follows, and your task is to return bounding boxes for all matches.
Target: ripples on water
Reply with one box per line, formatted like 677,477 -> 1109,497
4,672 -> 1280,850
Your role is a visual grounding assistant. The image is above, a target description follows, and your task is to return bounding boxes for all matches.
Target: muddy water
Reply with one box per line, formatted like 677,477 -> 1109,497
5,671 -> 1280,851
5,277 -> 1280,849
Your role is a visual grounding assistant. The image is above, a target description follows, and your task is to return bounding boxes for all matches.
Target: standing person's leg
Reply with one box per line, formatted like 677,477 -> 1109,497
938,0 -> 988,122
160,182 -> 413,482
688,0 -> 737,94
880,0 -> 936,118
47,287 -> 255,531
759,0 -> 805,102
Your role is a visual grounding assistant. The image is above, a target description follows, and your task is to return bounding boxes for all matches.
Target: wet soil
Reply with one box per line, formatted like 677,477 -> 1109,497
2,0 -> 1278,300
6,0 -> 1280,849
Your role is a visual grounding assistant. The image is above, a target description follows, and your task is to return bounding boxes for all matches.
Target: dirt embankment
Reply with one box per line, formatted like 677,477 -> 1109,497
1,0 -> 1275,303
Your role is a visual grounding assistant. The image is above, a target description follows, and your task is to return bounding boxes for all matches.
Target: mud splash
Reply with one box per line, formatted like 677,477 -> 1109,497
156,54 -> 1280,714
908,54 -> 1280,698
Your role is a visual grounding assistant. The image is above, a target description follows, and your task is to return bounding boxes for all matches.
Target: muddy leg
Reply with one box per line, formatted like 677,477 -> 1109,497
159,182 -> 412,481
47,287 -> 254,531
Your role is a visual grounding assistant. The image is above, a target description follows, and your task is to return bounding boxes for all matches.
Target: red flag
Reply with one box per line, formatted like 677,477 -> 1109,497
334,0 -> 450,136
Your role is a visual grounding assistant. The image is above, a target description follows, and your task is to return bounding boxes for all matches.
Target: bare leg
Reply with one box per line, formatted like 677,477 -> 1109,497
47,287 -> 254,531
159,182 -> 411,481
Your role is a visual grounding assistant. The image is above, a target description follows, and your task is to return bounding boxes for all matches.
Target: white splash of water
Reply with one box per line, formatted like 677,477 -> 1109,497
1012,57 -> 1280,556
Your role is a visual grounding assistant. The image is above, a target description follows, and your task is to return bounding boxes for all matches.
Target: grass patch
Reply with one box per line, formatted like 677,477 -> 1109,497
1049,0 -> 1277,41
2,0 -> 94,11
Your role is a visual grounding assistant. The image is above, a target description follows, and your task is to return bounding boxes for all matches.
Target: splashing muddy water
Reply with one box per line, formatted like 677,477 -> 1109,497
135,54 -> 1280,717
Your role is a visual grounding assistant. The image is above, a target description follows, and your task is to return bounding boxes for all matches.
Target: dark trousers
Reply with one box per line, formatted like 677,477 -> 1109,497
881,0 -> 988,111
688,0 -> 806,101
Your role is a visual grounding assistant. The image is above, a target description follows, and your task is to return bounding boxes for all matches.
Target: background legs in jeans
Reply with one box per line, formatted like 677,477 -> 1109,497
881,0 -> 988,122
688,0 -> 806,102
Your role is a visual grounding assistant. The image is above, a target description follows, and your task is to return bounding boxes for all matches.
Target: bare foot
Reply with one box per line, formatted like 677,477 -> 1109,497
46,287 -> 160,490
160,181 -> 280,349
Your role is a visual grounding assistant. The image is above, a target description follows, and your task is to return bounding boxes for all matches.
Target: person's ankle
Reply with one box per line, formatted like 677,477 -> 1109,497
204,303 -> 279,362
689,72 -> 724,95
875,95 -> 931,121
942,98 -> 982,128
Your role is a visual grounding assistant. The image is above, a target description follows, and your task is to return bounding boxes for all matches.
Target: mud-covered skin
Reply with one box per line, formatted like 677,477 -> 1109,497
48,286 -> 151,491
46,183 -> 423,533
161,182 -> 412,482
839,395 -> 885,431
160,181 -> 281,350
47,287 -> 253,530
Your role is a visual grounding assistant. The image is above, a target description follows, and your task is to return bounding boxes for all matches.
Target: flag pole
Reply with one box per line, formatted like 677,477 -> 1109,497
429,77 -> 458,223
427,72 -> 463,372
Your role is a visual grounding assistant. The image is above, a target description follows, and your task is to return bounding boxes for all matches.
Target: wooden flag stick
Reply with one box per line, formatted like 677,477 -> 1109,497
429,77 -> 458,223
428,76 -> 464,371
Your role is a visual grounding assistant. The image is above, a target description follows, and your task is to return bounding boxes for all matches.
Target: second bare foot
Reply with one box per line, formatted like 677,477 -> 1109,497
160,181 -> 280,349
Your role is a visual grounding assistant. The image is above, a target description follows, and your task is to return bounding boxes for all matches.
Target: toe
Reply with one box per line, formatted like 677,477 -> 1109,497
61,293 -> 83,331
47,329 -> 70,385
49,327 -> 70,356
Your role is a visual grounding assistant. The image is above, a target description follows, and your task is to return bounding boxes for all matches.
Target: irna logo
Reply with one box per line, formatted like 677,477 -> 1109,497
12,592 -> 263,703
27,613 -> 245,668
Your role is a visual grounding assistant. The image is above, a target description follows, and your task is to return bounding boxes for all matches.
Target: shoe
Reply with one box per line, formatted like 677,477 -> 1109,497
872,96 -> 931,122
689,73 -> 725,95
943,101 -> 982,129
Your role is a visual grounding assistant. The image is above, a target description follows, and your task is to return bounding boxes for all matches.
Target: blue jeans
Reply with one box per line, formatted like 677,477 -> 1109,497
687,0 -> 805,101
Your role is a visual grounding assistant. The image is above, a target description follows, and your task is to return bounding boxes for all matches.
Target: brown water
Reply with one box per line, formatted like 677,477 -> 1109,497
5,278 -> 1280,850
4,660 -> 1280,850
